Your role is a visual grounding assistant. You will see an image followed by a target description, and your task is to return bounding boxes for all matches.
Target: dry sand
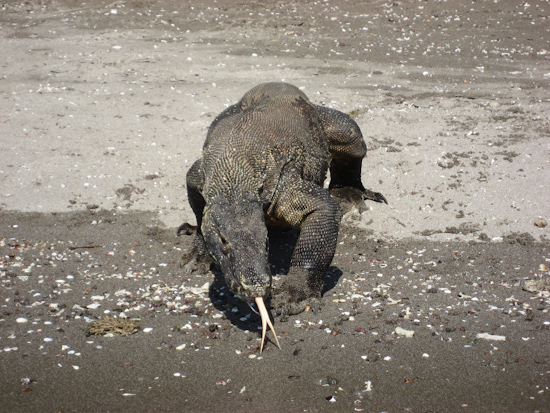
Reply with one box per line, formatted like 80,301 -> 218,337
1,0 -> 549,411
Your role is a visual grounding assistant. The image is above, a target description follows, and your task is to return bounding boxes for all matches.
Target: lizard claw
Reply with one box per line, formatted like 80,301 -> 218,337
313,301 -> 320,315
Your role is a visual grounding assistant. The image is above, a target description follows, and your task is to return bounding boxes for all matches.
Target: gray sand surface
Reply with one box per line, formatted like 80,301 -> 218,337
1,0 -> 549,411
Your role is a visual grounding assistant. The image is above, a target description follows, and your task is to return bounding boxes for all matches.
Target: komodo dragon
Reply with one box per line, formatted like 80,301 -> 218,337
178,82 -> 386,351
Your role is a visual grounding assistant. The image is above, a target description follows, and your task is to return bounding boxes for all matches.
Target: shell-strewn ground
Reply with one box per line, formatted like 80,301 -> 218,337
1,0 -> 549,411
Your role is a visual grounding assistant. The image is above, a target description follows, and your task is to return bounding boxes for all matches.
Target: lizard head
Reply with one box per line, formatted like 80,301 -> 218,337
202,193 -> 271,300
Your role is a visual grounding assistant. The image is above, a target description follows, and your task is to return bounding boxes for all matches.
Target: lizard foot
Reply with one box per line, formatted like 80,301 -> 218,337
272,294 -> 321,317
331,186 -> 387,213
363,188 -> 388,204
176,222 -> 197,236
271,269 -> 322,316
178,233 -> 212,274
179,250 -> 212,274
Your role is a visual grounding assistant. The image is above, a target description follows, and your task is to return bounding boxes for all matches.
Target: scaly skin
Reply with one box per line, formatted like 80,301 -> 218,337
179,82 -> 386,350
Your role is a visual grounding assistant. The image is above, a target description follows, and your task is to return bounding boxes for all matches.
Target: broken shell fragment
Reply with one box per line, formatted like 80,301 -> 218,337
476,333 -> 506,341
395,327 -> 415,338
255,296 -> 281,352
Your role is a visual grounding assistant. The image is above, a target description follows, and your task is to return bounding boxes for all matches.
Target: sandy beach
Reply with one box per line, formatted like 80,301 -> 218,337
1,0 -> 549,411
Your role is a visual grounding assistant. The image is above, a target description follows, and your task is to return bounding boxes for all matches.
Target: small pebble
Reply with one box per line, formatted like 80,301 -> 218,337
16,318 -> 28,324
534,218 -> 547,228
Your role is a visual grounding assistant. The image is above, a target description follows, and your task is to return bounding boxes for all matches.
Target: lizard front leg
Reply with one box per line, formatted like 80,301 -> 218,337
269,180 -> 340,316
178,159 -> 212,274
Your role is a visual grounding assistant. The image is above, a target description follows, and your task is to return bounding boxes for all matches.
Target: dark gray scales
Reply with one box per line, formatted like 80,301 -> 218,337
178,82 -> 386,333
